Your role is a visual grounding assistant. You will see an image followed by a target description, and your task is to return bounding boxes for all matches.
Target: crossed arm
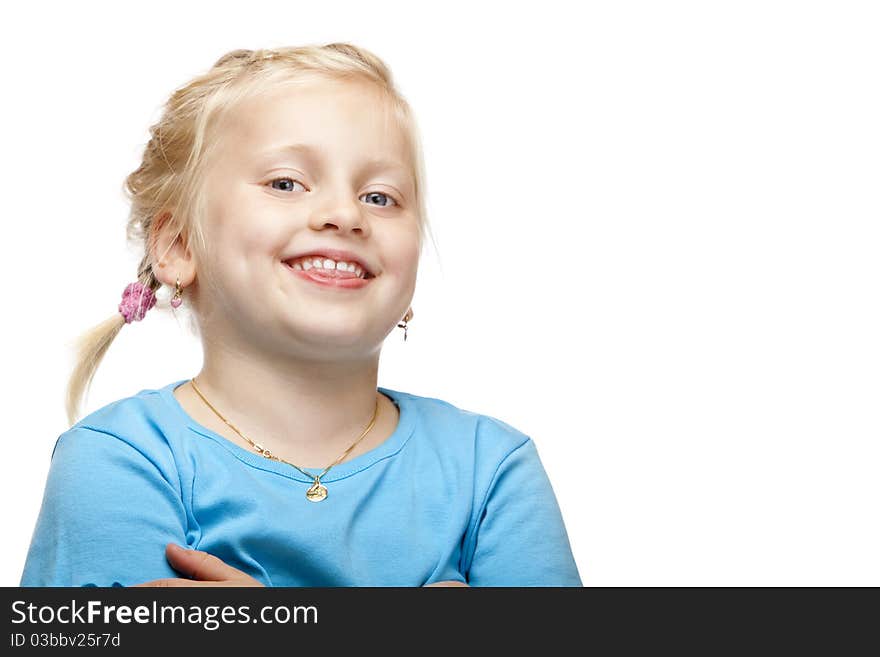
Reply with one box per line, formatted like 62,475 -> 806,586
133,543 -> 469,588
28,429 -> 578,587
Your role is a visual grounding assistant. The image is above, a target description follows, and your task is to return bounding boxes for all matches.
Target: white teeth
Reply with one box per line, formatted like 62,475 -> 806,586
288,256 -> 369,278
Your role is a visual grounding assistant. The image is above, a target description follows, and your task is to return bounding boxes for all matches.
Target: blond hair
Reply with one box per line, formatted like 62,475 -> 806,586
66,42 -> 437,427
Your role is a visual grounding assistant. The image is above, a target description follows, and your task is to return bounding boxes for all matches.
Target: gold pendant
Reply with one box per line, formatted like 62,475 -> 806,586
306,479 -> 328,502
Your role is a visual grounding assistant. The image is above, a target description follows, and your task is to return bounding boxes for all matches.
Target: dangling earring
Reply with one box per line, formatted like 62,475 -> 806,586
397,309 -> 413,341
170,274 -> 183,308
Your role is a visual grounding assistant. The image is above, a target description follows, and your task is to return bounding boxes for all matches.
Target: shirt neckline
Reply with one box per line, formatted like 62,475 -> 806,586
157,378 -> 416,483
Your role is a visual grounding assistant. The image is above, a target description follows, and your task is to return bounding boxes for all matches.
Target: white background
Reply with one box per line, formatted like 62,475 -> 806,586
2,0 -> 878,586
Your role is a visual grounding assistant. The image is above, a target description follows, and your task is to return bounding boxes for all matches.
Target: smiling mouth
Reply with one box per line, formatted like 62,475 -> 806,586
283,259 -> 375,280
283,261 -> 375,289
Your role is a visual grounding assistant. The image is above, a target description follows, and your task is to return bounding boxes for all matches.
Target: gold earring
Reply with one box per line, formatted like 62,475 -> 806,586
397,309 -> 413,341
170,274 -> 183,308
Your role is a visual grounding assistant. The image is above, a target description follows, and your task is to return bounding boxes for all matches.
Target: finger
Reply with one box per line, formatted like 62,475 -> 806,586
164,543 -> 241,582
133,574 -> 253,587
425,580 -> 470,587
131,578 -> 202,588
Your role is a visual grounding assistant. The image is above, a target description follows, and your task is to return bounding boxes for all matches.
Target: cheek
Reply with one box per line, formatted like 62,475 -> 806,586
382,225 -> 421,269
203,226 -> 283,294
207,185 -> 283,254
213,214 -> 282,258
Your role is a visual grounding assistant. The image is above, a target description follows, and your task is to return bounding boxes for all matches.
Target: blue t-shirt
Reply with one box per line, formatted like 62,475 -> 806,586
20,379 -> 582,587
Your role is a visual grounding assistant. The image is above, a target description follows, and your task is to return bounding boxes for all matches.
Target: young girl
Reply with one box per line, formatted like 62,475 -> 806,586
19,43 -> 582,587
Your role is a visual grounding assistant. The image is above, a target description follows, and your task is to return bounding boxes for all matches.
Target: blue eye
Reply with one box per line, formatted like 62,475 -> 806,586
268,177 -> 307,193
267,177 -> 399,207
361,191 -> 398,207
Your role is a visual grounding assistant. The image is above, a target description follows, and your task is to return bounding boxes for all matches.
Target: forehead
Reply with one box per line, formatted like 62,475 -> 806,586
218,77 -> 411,173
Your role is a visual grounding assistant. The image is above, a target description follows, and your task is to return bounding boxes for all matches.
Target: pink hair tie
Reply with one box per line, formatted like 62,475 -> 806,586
118,281 -> 157,324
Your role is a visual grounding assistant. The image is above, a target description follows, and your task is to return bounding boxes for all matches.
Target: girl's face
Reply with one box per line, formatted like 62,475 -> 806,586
197,77 -> 420,360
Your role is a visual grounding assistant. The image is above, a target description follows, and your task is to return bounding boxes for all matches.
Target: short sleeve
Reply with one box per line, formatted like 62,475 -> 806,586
20,427 -> 189,587
464,438 -> 583,586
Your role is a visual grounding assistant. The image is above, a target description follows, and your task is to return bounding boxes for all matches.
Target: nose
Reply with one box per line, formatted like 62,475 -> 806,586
308,186 -> 370,236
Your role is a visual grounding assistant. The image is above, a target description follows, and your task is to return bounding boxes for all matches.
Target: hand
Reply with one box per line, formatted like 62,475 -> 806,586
424,580 -> 470,587
132,543 -> 265,587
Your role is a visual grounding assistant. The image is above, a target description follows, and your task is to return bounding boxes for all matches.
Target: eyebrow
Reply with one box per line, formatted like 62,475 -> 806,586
257,143 -> 411,178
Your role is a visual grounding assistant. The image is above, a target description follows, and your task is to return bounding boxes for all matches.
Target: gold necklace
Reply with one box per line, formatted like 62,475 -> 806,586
188,377 -> 379,502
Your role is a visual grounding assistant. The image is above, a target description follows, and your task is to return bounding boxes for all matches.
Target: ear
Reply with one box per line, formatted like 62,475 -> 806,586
149,209 -> 196,288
